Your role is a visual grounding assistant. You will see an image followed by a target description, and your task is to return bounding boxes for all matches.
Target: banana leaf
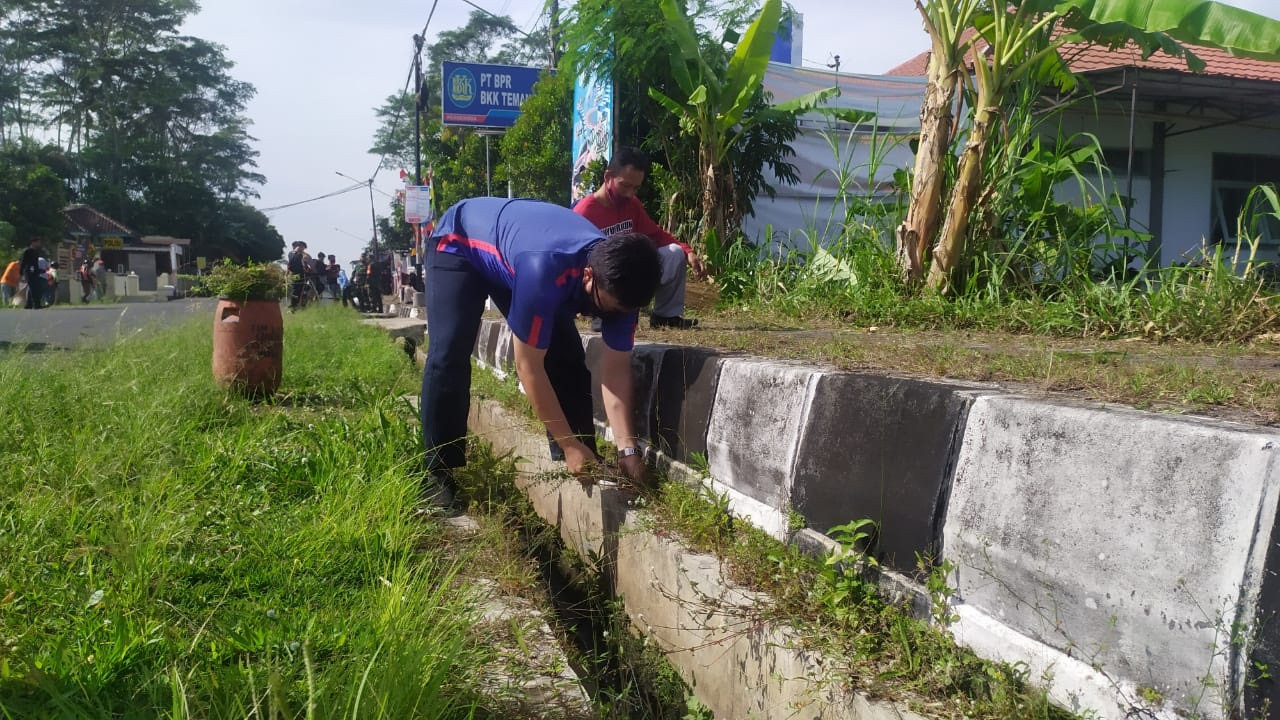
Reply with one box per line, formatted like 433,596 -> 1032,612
1021,0 -> 1280,60
720,0 -> 782,133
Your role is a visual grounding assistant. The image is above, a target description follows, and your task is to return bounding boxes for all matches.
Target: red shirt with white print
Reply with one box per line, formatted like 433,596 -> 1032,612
573,193 -> 692,255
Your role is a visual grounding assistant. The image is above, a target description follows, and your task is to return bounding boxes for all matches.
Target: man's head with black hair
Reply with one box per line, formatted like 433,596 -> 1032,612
600,147 -> 652,207
585,232 -> 660,312
607,146 -> 651,176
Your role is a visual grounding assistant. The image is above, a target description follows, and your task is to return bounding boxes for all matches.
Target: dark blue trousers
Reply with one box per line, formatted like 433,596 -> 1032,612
24,271 -> 41,309
420,245 -> 596,482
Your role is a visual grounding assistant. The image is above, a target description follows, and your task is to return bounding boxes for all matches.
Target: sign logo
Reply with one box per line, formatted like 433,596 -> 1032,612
447,67 -> 476,108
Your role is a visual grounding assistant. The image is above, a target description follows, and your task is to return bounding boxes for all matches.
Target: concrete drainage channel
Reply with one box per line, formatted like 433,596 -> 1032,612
384,316 -> 926,718
404,393 -> 715,719
374,314 -> 1280,719
465,398 -> 931,720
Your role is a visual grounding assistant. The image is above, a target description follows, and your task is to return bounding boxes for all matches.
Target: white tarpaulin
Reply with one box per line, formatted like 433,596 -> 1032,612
744,63 -> 927,249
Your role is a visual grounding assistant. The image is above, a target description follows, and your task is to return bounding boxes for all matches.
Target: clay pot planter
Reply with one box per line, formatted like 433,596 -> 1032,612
212,297 -> 283,396
204,261 -> 289,397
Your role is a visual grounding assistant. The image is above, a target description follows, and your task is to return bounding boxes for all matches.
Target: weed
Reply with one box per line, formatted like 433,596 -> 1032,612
923,556 -> 960,628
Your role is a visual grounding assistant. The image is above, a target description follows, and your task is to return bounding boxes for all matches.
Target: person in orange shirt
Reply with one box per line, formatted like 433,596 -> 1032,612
0,258 -> 19,306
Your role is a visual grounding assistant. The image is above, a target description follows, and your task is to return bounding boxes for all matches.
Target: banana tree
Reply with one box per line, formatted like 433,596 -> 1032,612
896,0 -> 983,286
906,0 -> 1280,293
649,0 -> 837,246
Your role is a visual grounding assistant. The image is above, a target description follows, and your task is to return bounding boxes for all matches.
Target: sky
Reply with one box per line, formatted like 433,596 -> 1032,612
181,0 -> 1278,268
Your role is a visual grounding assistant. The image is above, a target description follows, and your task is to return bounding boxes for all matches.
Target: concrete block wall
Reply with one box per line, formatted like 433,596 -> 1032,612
466,317 -> 1280,720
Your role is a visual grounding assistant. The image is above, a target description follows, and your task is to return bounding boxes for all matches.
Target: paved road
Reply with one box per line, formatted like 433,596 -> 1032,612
0,298 -> 219,350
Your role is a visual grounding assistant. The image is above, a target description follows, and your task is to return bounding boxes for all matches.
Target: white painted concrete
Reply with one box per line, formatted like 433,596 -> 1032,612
705,358 -> 820,517
943,395 -> 1280,720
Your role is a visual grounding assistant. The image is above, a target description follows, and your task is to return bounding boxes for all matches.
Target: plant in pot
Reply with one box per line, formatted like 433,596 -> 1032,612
204,261 -> 288,397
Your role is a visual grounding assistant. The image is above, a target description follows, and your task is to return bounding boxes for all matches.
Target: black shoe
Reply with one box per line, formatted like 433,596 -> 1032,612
650,314 -> 698,329
416,473 -> 463,516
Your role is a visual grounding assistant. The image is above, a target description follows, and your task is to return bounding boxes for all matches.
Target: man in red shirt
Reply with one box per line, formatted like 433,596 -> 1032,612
574,147 -> 706,329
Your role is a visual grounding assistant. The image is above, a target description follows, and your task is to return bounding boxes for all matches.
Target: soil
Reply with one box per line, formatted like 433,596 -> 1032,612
629,280 -> 1280,427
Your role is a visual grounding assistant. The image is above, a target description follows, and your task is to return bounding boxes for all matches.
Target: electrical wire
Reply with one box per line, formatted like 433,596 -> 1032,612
259,183 -> 365,214
418,0 -> 441,41
366,58 -> 417,180
366,0 -> 442,182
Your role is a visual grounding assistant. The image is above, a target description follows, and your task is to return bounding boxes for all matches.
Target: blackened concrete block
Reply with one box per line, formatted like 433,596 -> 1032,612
651,346 -> 722,464
586,338 -> 665,441
944,395 -> 1280,720
492,323 -> 515,371
1247,506 -> 1280,717
791,373 -> 976,573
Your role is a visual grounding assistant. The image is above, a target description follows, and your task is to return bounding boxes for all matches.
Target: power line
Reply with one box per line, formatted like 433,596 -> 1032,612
367,57 -> 417,180
259,183 -> 365,214
366,0 -> 442,182
419,0 -> 441,40
458,0 -> 533,39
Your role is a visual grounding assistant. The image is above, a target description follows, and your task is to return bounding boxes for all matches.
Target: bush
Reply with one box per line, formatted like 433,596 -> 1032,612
202,260 -> 287,301
500,72 -> 573,206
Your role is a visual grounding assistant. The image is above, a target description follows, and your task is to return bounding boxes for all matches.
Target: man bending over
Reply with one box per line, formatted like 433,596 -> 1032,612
420,197 -> 661,507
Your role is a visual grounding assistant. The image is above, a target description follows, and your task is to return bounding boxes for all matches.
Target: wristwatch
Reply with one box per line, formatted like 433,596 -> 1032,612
619,446 -> 641,458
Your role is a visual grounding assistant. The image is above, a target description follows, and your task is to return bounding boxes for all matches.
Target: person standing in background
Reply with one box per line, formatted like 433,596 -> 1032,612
92,258 -> 109,300
20,238 -> 42,309
1,258 -> 19,306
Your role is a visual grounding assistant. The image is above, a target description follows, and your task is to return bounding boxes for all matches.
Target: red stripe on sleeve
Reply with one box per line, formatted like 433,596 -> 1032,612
529,314 -> 543,345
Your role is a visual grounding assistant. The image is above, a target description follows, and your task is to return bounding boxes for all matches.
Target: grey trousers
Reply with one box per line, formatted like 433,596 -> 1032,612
652,244 -> 688,318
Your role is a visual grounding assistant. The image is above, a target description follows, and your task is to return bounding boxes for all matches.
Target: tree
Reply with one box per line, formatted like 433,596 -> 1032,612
0,144 -> 67,244
901,0 -> 1280,293
500,71 -> 573,205
202,200 -> 283,264
0,0 -> 267,263
369,92 -> 417,174
648,0 -> 831,244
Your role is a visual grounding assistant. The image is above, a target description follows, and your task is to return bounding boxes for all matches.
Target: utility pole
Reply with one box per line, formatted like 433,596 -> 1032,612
367,179 -> 378,259
548,0 -> 561,68
413,34 -> 425,185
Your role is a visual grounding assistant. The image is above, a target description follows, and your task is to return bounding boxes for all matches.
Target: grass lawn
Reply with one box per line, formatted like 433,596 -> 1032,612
0,305 -> 493,719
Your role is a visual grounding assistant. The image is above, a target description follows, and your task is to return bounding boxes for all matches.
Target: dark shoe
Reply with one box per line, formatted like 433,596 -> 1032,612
650,314 -> 698,329
416,474 -> 463,517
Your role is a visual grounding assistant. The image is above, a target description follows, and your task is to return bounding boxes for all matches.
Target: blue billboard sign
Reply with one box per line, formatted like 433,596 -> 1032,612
442,61 -> 543,128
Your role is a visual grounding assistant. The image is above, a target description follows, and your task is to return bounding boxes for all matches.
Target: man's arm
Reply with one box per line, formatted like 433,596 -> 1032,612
629,200 -> 706,279
599,345 -> 646,482
512,335 -> 598,474
629,199 -> 689,253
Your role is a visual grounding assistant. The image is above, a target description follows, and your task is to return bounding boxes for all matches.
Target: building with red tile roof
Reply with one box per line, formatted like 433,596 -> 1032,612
883,33 -> 1280,266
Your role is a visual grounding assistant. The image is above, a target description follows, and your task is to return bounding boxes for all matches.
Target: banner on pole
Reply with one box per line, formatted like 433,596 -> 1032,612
571,66 -> 614,202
